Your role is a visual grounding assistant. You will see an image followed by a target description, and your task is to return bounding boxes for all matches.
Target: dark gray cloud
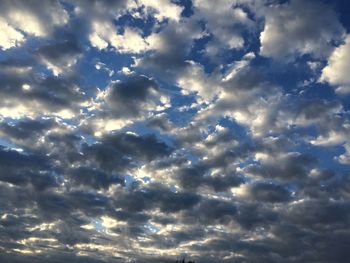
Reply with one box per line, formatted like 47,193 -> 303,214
0,146 -> 57,190
35,40 -> 82,76
106,75 -> 162,117
0,118 -> 56,140
82,132 -> 172,171
177,165 -> 243,191
0,58 -> 86,118
139,19 -> 203,75
249,182 -> 292,203
113,183 -> 201,214
181,198 -> 238,225
245,152 -> 317,181
68,167 -> 124,189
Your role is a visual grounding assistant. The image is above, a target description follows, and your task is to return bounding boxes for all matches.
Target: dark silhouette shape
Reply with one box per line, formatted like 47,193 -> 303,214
175,258 -> 195,263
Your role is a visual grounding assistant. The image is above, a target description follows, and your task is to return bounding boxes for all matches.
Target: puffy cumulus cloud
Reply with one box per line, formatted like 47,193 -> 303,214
191,53 -> 288,138
245,182 -> 292,203
102,75 -> 169,116
260,0 -> 345,60
181,198 -> 238,225
68,0 -> 151,53
320,35 -> 350,94
0,146 -> 57,190
233,177 -> 293,203
178,52 -> 256,104
177,61 -> 221,102
0,0 -> 68,38
176,165 -> 243,192
0,118 -> 65,148
0,17 -> 24,50
190,55 -> 346,143
292,99 -> 342,126
81,132 -> 173,172
68,166 -> 125,190
192,0 -> 254,57
245,151 -> 317,181
0,61 -> 87,119
89,23 -> 149,53
139,19 -> 204,73
138,0 -> 184,22
83,75 -> 170,134
35,40 -> 82,76
112,183 -> 201,214
337,143 -> 350,165
154,124 -> 249,194
146,113 -> 174,132
71,0 -> 129,18
287,98 -> 350,164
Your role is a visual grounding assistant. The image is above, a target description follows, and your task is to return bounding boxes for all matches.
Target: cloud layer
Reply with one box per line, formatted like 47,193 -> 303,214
0,0 -> 350,262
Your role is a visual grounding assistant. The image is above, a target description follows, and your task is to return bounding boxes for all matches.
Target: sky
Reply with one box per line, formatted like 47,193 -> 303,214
0,0 -> 350,262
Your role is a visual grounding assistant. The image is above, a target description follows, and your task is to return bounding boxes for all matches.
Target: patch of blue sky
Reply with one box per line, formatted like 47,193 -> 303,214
115,8 -> 158,37
77,48 -> 135,92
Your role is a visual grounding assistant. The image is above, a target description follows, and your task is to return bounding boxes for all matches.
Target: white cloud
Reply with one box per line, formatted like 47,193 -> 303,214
192,0 -> 254,57
0,0 -> 68,37
40,57 -> 79,77
193,54 -> 285,137
260,0 -> 344,59
320,35 -> 350,94
89,21 -> 149,53
0,101 -> 77,119
138,0 -> 183,22
0,17 -> 24,50
338,144 -> 350,164
177,61 -> 220,102
83,75 -> 171,135
310,131 -> 347,147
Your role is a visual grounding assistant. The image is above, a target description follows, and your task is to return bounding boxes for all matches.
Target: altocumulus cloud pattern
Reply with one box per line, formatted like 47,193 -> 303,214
0,0 -> 350,262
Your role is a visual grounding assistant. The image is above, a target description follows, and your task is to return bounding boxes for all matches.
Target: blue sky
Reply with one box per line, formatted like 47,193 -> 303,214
0,0 -> 350,262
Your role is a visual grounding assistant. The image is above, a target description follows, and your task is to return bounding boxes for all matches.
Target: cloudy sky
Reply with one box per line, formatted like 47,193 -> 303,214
0,0 -> 350,262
